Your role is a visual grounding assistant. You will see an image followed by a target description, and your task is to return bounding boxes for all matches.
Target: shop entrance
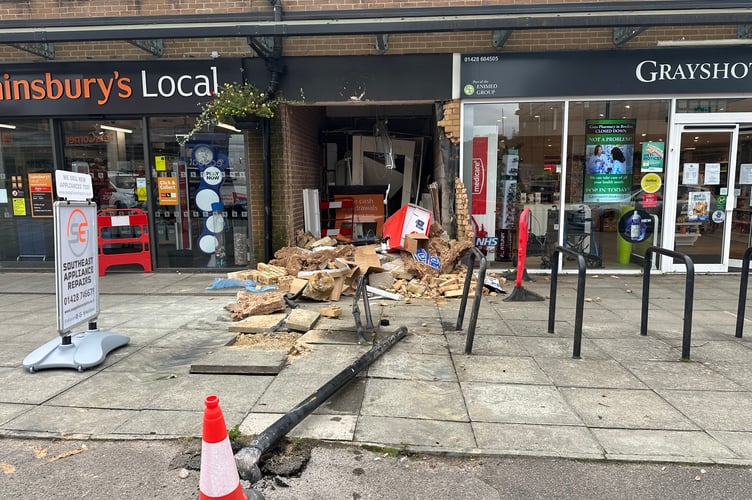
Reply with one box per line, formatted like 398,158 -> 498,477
664,114 -> 752,272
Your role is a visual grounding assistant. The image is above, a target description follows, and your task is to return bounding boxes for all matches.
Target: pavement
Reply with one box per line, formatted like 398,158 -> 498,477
2,269 -> 752,467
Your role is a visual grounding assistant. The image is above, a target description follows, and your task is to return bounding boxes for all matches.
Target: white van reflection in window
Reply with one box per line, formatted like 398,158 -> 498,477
104,172 -> 137,208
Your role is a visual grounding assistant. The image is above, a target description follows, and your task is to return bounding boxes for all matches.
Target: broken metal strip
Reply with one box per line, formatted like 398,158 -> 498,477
9,42 -> 54,59
375,33 -> 388,53
129,39 -> 163,56
492,30 -> 511,50
613,26 -> 646,46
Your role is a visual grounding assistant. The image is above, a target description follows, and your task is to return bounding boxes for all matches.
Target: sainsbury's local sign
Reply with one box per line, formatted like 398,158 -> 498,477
0,58 -> 243,117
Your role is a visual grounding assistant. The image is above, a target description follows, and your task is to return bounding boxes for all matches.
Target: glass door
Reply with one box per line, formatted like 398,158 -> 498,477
730,126 -> 752,268
668,125 -> 737,272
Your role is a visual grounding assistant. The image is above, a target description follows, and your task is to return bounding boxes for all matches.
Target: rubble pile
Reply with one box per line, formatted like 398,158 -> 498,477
223,219 -> 505,322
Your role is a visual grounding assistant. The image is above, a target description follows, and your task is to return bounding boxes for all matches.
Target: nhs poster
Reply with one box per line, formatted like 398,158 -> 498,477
584,119 -> 635,203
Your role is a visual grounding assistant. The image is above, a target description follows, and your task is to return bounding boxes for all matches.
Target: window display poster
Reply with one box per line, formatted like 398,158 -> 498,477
740,164 -> 752,185
704,163 -> 721,185
28,172 -> 54,218
584,119 -> 635,203
471,136 -> 489,215
687,190 -> 711,222
157,177 -> 179,206
682,163 -> 700,185
641,141 -> 665,172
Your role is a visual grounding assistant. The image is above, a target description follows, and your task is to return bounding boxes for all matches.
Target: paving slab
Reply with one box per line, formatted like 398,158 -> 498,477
454,355 -> 549,384
707,431 -> 752,459
228,313 -> 287,333
657,390 -> 752,432
446,332 -> 529,357
356,415 -> 476,450
0,403 -> 34,426
472,422 -> 604,459
536,358 -> 646,389
114,409 -> 206,437
239,412 -> 358,441
621,360 -> 743,391
3,405 -> 135,436
362,379 -> 468,421
462,383 -> 582,425
299,328 -> 369,345
590,337 -> 681,361
285,308 -> 321,332
368,351 -> 457,381
517,336 -> 611,360
189,347 -> 287,375
591,428 -> 739,461
0,367 -> 94,404
559,388 -> 699,430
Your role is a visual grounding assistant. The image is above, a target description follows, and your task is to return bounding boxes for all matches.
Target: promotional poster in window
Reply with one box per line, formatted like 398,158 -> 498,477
584,119 -> 635,203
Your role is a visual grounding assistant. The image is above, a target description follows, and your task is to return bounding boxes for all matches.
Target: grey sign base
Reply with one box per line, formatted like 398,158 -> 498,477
23,329 -> 130,373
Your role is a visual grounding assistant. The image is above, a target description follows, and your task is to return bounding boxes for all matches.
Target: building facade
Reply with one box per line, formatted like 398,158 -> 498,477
0,1 -> 750,273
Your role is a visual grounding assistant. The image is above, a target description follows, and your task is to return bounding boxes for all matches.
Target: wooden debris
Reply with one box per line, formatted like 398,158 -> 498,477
320,306 -> 342,318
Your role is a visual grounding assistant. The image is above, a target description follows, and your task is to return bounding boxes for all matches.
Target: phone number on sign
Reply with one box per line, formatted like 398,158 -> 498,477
463,56 -> 499,63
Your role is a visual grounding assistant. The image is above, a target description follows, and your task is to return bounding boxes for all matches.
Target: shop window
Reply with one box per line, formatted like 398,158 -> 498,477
61,120 -> 146,212
566,100 -> 670,270
0,120 -> 55,267
148,117 -> 251,269
462,102 -> 564,269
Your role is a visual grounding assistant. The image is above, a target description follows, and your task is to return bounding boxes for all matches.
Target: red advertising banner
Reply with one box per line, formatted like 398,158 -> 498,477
471,136 -> 488,214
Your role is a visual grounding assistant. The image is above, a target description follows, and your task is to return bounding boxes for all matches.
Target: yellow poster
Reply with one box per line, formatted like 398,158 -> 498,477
155,156 -> 166,172
12,197 -> 26,216
136,178 -> 147,201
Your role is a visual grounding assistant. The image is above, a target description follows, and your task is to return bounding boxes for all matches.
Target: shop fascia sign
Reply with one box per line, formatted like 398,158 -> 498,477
460,46 -> 752,98
0,58 -> 244,116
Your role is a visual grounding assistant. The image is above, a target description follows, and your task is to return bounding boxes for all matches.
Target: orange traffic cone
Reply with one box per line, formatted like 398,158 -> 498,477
199,395 -> 248,500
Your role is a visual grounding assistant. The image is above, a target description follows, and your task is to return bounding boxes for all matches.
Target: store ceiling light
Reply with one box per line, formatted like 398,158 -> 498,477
100,124 -> 133,134
0,123 -> 17,129
216,121 -> 241,133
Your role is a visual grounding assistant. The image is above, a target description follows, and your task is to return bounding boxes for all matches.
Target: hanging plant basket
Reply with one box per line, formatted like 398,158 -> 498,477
233,115 -> 262,130
179,82 -> 278,144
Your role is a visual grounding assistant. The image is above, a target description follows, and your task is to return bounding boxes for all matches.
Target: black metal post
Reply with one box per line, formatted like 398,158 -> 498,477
455,247 -> 487,354
352,275 -> 375,344
548,246 -> 587,358
234,326 -> 407,481
735,246 -> 752,338
641,246 -> 694,360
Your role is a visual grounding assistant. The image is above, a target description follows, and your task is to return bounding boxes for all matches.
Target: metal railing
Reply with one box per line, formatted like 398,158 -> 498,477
641,246 -> 695,360
456,247 -> 487,354
547,245 -> 588,358
735,246 -> 752,338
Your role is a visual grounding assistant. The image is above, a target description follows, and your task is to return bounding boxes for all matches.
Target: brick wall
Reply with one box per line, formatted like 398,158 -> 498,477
279,105 -> 326,247
1,25 -> 740,61
0,0 -> 740,61
247,104 -> 324,263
